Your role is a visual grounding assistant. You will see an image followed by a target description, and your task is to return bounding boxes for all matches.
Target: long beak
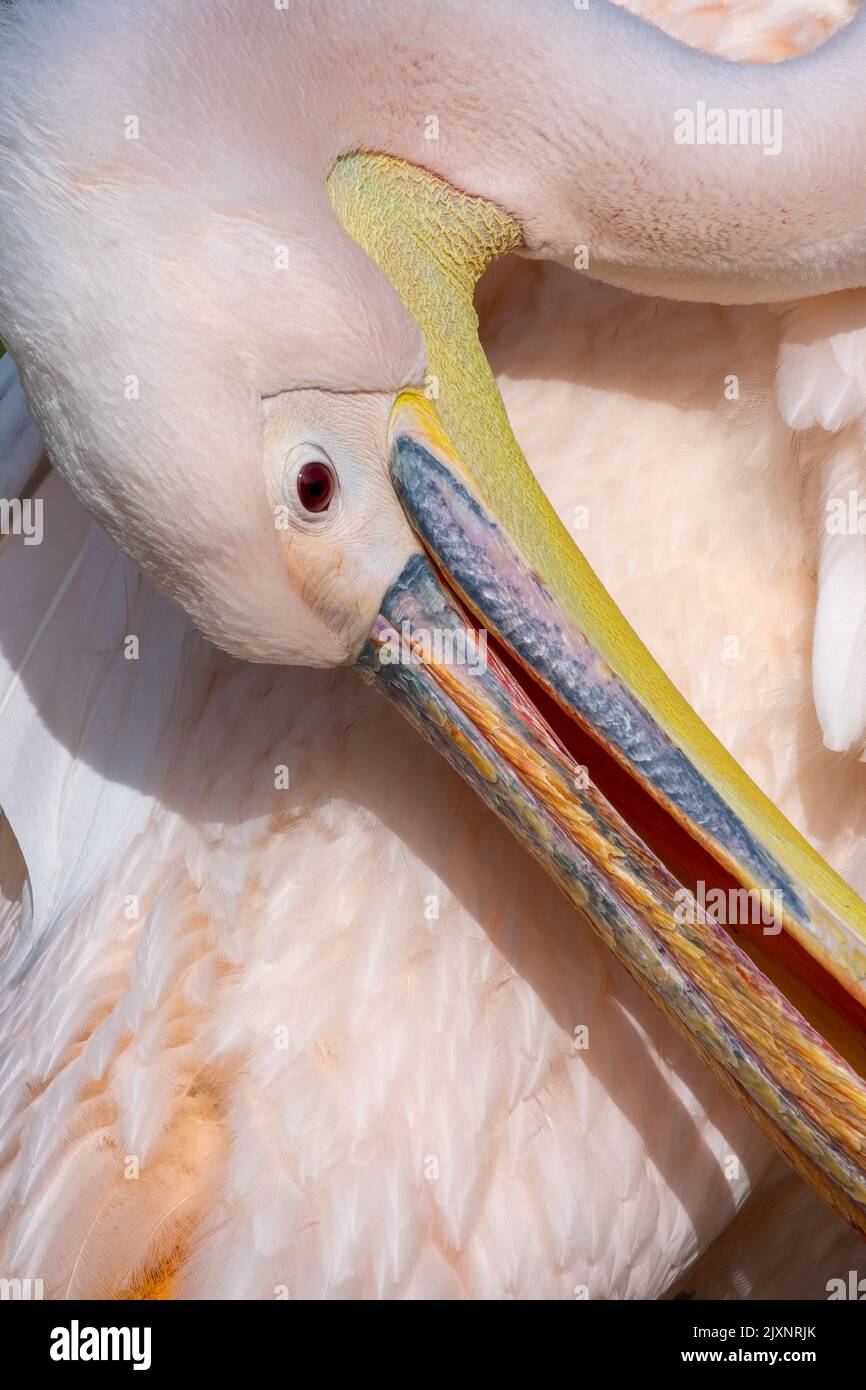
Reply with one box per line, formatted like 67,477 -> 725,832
330,154 -> 866,1237
356,391 -> 866,1237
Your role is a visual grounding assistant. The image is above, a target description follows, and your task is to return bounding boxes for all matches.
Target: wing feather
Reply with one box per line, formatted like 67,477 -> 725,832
0,470 -> 190,980
0,352 -> 45,500
777,295 -> 866,749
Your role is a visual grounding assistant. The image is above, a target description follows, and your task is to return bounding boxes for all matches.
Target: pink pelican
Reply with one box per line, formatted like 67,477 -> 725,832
1,0 -> 866,1300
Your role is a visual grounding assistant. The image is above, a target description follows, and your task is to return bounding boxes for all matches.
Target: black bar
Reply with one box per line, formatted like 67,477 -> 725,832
3,1296 -> 860,1373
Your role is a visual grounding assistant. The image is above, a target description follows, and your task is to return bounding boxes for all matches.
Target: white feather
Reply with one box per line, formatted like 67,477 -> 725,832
0,352 -> 44,500
0,471 -> 189,976
812,433 -> 866,750
777,298 -> 866,749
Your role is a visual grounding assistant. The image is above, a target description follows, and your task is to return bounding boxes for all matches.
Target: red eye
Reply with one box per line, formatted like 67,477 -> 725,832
296,460 -> 335,513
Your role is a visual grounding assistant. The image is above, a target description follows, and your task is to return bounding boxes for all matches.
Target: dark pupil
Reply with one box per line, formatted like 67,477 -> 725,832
297,461 -> 334,513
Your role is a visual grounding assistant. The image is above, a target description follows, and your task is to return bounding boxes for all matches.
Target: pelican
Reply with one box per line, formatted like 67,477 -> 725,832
2,0 -> 866,1300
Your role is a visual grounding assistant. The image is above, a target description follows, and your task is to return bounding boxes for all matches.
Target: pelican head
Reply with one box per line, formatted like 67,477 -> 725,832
4,0 -> 866,1244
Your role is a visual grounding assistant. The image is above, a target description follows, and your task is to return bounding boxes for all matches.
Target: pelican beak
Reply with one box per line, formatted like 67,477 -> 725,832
356,390 -> 866,1239
332,154 -> 866,1238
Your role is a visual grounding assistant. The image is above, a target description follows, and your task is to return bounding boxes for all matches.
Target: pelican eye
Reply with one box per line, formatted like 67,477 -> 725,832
296,459 -> 336,514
